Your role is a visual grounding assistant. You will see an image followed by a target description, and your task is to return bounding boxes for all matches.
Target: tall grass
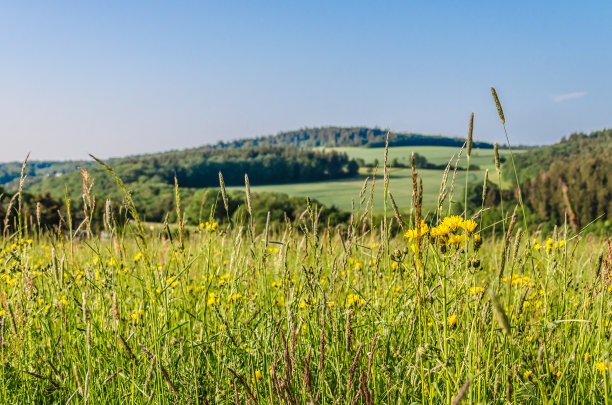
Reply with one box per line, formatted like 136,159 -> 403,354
0,98 -> 610,404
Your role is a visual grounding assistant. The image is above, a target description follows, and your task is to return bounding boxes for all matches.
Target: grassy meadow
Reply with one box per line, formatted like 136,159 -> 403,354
236,146 -> 519,212
0,144 -> 610,404
231,167 -> 485,213
327,146 -> 510,169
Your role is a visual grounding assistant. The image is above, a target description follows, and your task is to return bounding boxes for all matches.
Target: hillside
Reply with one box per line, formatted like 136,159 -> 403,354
24,145 -> 357,204
0,126 -> 491,189
0,159 -> 94,188
509,129 -> 612,228
211,126 -> 495,149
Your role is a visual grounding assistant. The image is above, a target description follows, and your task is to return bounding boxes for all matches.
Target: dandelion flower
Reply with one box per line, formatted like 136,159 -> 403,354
442,216 -> 463,232
404,221 -> 429,241
460,219 -> 478,234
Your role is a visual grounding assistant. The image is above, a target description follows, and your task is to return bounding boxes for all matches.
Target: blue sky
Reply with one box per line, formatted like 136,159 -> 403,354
1,1 -> 610,161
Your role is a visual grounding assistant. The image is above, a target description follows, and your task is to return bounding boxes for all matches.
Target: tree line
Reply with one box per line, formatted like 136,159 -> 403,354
211,126 -> 495,149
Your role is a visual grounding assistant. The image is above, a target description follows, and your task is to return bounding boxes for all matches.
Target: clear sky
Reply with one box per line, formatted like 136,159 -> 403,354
1,1 -> 611,162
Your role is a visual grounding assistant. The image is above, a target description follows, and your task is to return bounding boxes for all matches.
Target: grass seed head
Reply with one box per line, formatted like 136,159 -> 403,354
218,171 -> 229,213
489,290 -> 511,335
491,87 -> 506,125
494,143 -> 501,172
467,112 -> 474,158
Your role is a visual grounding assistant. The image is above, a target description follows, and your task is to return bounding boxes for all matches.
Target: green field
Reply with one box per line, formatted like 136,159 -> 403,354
1,189 -> 607,403
324,145 -> 517,170
233,146 -> 521,212
232,168 -> 482,213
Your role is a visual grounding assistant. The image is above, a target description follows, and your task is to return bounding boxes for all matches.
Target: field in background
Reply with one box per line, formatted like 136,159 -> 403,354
231,168 -> 482,212
236,146 -> 521,212
327,146 -> 503,168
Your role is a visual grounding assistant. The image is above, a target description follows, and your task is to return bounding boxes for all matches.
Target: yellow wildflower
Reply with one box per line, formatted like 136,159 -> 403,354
430,223 -> 451,237
404,221 -> 429,241
200,221 -> 218,231
469,286 -> 484,295
347,294 -> 365,308
442,215 -> 463,231
447,234 -> 466,246
460,219 -> 478,233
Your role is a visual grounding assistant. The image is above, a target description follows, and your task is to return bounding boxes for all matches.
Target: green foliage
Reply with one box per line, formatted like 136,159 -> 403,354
212,126 -> 495,149
507,129 -> 612,227
1,146 -> 358,192
0,187 -> 64,232
508,129 -> 612,183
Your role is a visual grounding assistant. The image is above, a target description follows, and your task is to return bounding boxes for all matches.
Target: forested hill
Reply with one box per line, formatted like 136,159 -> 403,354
211,127 -> 495,149
514,129 -> 612,227
26,146 -> 358,193
0,126 -> 490,187
13,146 -> 358,225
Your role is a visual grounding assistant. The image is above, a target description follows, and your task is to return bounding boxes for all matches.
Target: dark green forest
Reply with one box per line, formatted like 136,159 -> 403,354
468,128 -> 612,233
513,129 -> 612,229
508,128 -> 612,183
4,146 -> 357,191
86,145 -> 358,187
211,126 -> 495,149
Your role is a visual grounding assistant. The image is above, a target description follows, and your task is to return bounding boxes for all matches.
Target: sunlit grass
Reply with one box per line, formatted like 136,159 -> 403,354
0,181 -> 609,403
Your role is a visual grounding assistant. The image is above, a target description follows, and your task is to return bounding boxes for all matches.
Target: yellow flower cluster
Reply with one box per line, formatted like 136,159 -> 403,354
469,286 -> 484,295
405,216 -> 480,248
502,274 -> 535,287
533,238 -> 565,253
227,293 -> 243,303
199,221 -> 218,231
346,294 -> 366,308
404,221 -> 429,241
